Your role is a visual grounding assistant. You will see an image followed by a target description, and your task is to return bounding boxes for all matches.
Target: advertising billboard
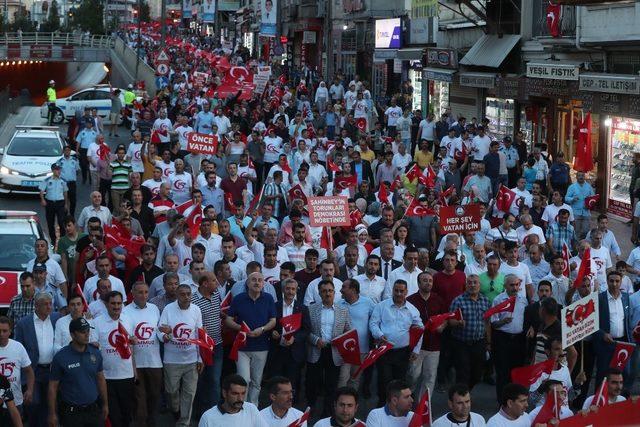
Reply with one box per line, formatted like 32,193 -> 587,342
375,18 -> 401,49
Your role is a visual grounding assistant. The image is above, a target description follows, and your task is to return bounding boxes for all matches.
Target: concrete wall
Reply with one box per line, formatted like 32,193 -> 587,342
579,2 -> 640,44
110,37 -> 155,97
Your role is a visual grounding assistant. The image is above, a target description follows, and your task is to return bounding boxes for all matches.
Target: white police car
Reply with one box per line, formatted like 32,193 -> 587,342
0,126 -> 66,194
40,84 -> 126,125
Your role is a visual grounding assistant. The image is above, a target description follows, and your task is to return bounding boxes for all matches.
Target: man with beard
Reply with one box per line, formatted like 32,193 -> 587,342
198,374 -> 267,426
259,376 -> 305,426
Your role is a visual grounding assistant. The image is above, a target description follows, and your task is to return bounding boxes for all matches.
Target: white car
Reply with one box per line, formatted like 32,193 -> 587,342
0,126 -> 66,194
40,84 -> 126,125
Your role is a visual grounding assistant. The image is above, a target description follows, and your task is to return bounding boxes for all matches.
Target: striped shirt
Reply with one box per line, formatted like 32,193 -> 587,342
191,289 -> 222,344
109,160 -> 132,190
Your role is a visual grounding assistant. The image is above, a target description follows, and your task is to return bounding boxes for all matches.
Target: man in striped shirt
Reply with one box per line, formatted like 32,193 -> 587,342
191,272 -> 223,419
109,144 -> 132,215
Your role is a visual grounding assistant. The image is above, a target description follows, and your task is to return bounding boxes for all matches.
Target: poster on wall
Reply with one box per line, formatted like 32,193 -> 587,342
182,0 -> 193,18
260,0 -> 277,37
201,0 -> 215,23
374,18 -> 401,49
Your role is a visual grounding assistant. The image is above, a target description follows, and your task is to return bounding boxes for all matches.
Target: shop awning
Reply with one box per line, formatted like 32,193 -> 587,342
424,68 -> 457,82
397,48 -> 424,61
459,34 -> 521,68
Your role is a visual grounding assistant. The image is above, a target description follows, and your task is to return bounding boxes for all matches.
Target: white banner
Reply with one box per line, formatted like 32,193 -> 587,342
561,292 -> 599,349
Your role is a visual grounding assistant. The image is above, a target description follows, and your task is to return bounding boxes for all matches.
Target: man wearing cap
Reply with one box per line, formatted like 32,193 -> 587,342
39,162 -> 68,245
32,262 -> 67,313
46,80 -> 57,125
57,145 -> 80,215
48,317 -> 108,427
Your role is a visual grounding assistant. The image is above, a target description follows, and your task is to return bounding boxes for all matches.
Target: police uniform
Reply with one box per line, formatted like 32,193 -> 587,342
39,164 -> 67,244
500,138 -> 520,188
50,318 -> 104,426
57,155 -> 80,215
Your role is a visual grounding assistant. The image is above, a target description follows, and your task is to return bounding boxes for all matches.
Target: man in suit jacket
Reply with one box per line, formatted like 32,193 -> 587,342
594,271 -> 634,388
15,292 -> 62,427
303,279 -> 351,416
267,278 -> 307,404
376,244 -> 402,281
337,245 -> 365,281
351,152 -> 375,188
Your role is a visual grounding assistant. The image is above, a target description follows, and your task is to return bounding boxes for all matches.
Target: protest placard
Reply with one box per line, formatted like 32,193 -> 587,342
561,292 -> 599,349
187,132 -> 219,155
439,204 -> 481,234
308,196 -> 350,227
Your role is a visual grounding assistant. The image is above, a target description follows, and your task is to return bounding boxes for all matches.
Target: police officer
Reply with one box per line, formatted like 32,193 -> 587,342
57,145 -> 80,215
47,80 -> 57,126
76,121 -> 98,185
39,163 -> 68,245
124,84 -> 136,107
48,317 -> 108,427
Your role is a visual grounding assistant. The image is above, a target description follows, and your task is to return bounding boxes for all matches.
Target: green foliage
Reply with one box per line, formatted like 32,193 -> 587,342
70,0 -> 105,34
140,1 -> 151,23
40,0 -> 61,32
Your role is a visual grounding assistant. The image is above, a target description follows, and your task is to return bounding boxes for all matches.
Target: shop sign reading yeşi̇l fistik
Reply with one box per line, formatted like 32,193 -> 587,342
526,63 -> 579,81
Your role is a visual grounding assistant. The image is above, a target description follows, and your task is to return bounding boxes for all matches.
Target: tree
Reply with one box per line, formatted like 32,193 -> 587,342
10,9 -> 36,32
40,0 -> 61,32
70,0 -> 104,34
140,1 -> 151,23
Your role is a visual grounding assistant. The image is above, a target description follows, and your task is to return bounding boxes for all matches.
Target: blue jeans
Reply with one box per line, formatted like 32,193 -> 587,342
194,343 -> 223,417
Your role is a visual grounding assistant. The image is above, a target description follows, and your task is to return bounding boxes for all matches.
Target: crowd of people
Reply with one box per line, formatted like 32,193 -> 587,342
2,27 -> 640,427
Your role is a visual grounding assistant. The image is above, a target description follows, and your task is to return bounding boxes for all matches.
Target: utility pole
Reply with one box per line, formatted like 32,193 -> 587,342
160,0 -> 166,45
325,0 -> 332,81
214,0 -> 220,43
134,0 -> 142,82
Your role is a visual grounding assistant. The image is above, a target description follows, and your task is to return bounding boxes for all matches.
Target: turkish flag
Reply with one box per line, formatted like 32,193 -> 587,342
74,283 -> 89,313
331,329 -> 362,365
405,164 -> 422,182
351,341 -> 394,379
377,182 -> 390,206
405,197 -> 437,218
573,248 -> 591,289
574,113 -> 594,172
532,389 -> 561,425
438,185 -> 455,206
592,377 -> 609,407
349,209 -> 363,228
188,327 -> 216,365
185,204 -> 203,238
175,199 -> 195,215
564,298 -> 595,327
221,292 -> 232,312
288,184 -> 308,204
546,2 -> 562,38
320,226 -> 334,252
229,322 -> 251,361
327,157 -> 341,173
334,174 -> 358,191
390,175 -> 403,191
224,192 -> 235,211
409,325 -> 424,350
426,309 -> 462,332
511,358 -> 555,387
585,194 -> 600,210
97,143 -> 111,161
355,117 -> 367,132
483,296 -> 516,320
609,341 -> 636,370
245,187 -> 264,215
561,242 -> 571,277
280,312 -> 302,339
421,165 -> 437,188
306,122 -> 316,139
409,388 -> 432,427
114,322 -> 132,360
496,184 -> 517,212
287,407 -> 311,427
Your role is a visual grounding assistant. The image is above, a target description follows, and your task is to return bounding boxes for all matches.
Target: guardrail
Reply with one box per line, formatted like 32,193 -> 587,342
0,32 -> 115,48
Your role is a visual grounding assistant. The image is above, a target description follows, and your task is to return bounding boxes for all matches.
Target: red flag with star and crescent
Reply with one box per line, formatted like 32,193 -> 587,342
331,329 -> 362,365
561,242 -> 571,277
592,377 -> 609,408
355,117 -> 367,133
280,312 -> 302,339
288,184 -> 308,204
114,322 -> 132,360
511,358 -> 555,387
185,204 -> 203,238
409,325 -> 424,349
220,292 -> 232,312
546,2 -> 562,38
187,327 -> 216,365
421,165 -> 437,188
483,296 -> 516,320
327,157 -> 341,173
573,247 -> 592,289
287,407 -> 311,427
609,341 -> 636,370
585,194 -> 600,210
405,164 -> 422,182
320,226 -> 334,252
405,197 -> 437,218
496,184 -> 517,212
334,174 -> 358,191
377,182 -> 390,206
351,341 -> 394,379
409,388 -> 432,427
426,309 -> 462,332
574,112 -> 594,172
229,322 -> 251,361
390,175 -> 403,192
532,389 -> 561,426
245,186 -> 265,215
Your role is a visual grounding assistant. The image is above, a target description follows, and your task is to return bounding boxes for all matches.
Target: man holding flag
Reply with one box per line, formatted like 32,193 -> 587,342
582,368 -> 626,409
365,380 -> 414,425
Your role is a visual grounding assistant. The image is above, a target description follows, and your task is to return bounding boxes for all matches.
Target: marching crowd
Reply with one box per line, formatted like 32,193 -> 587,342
4,28 -> 640,427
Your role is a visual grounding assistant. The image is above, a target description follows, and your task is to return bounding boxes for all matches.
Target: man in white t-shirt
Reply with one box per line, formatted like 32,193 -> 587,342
0,316 -> 34,409
83,256 -> 128,303
259,376 -> 305,426
169,159 -> 194,204
199,374 -> 268,427
582,369 -> 626,409
589,229 -> 613,291
385,99 -> 403,137
313,386 -> 363,427
542,191 -> 575,227
486,383 -> 531,427
93,290 -> 135,427
418,113 -> 437,144
143,166 -> 164,196
174,115 -> 194,152
158,284 -> 203,427
433,384 -> 486,427
441,127 -> 462,160
366,380 -> 414,426
152,109 -> 173,145
125,131 -> 145,173
499,241 -> 533,300
263,129 -> 284,167
122,281 -> 163,427
471,126 -> 492,161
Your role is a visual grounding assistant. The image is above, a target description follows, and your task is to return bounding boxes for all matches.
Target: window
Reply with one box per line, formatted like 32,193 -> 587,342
70,91 -> 95,101
7,137 -> 62,157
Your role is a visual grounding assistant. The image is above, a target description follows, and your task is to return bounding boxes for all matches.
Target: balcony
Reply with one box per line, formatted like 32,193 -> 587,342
579,1 -> 640,44
532,0 -> 576,40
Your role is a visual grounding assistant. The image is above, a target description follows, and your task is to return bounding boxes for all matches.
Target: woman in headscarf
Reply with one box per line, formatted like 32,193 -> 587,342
315,81 -> 329,113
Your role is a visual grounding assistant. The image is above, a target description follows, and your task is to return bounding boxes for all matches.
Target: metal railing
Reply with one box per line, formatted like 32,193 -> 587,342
532,1 -> 576,38
0,32 -> 115,48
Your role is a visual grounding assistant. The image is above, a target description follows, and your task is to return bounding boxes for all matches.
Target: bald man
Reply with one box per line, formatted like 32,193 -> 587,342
77,191 -> 112,232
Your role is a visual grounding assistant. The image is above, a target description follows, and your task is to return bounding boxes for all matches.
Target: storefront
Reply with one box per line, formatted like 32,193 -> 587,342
397,47 -> 426,111
424,48 -> 457,117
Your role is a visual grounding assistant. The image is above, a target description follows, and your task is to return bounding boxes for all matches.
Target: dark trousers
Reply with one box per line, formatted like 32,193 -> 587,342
263,161 -> 275,183
387,125 -> 397,138
376,346 -> 411,405
106,378 -> 135,427
306,347 -> 339,417
267,344 -> 304,403
492,330 -> 526,400
79,148 -> 89,183
99,179 -> 113,211
45,200 -> 65,245
451,337 -> 486,390
28,365 -> 51,427
67,181 -> 77,216
47,102 -> 57,126
507,167 -> 519,188
571,340 -> 595,411
134,368 -> 163,427
194,344 -> 224,419
59,401 -> 102,427
437,329 -> 454,387
254,162 -> 265,190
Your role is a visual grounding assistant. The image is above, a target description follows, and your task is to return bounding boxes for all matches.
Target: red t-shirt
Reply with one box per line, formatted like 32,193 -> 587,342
407,292 -> 446,351
220,176 -> 247,210
432,270 -> 467,311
